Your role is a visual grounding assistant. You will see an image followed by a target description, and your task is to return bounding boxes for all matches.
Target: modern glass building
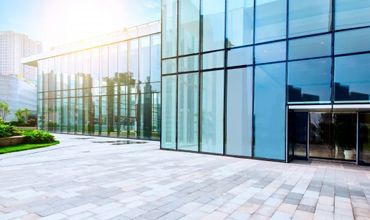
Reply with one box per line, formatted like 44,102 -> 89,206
23,22 -> 161,140
160,0 -> 370,165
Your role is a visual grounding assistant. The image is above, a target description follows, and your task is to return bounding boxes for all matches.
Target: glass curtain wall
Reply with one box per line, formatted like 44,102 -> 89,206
161,0 -> 370,162
37,33 -> 161,140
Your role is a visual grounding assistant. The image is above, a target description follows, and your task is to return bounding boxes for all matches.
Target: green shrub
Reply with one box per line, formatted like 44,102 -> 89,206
0,118 -> 4,125
0,124 -> 21,138
23,130 -> 55,144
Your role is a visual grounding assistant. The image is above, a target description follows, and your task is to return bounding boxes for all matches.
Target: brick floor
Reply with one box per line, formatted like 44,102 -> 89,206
0,134 -> 370,220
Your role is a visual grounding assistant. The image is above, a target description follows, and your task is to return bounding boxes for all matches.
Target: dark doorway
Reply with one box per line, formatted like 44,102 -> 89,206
288,112 -> 308,161
309,112 -> 356,161
359,113 -> 370,164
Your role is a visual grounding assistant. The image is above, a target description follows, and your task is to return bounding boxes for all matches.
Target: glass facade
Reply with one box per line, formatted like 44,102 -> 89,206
161,0 -> 370,163
38,33 -> 161,140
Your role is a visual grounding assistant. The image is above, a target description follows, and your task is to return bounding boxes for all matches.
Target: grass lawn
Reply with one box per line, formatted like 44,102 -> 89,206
0,141 -> 60,154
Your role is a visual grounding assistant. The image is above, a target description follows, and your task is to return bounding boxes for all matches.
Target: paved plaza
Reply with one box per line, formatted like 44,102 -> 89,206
0,134 -> 370,220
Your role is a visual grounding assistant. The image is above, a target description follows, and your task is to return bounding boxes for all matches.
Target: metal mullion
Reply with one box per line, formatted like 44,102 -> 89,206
127,42 -> 131,139
251,0 -> 256,158
331,0 -> 335,108
223,0 -> 227,156
356,112 -> 359,165
117,55 -> 121,138
175,0 -> 179,151
137,39 -> 140,139
288,55 -> 333,63
335,24 -> 370,33
285,0 -> 289,163
334,50 -> 370,58
198,0 -> 202,153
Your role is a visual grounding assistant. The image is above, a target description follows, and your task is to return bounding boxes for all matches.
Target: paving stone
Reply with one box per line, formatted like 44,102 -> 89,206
157,211 -> 185,220
297,204 -> 316,213
0,134 -> 369,220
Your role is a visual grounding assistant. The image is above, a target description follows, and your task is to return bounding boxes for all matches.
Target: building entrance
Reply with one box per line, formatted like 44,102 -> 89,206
289,111 -> 358,162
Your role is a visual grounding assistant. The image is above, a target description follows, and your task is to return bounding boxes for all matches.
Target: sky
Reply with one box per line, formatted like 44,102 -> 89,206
0,0 -> 160,50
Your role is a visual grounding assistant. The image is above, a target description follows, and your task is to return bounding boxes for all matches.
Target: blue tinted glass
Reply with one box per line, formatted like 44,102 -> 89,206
289,0 -> 332,37
162,58 -> 177,74
162,0 -> 177,58
227,0 -> 254,47
178,73 -> 199,151
255,41 -> 286,64
335,28 -> 370,55
161,76 -> 177,149
336,0 -> 370,30
179,55 -> 199,72
228,46 -> 253,67
255,0 -> 287,43
226,67 -> 253,156
254,63 -> 286,160
288,58 -> 332,103
201,70 -> 224,154
202,0 -> 225,51
202,51 -> 224,69
179,0 -> 200,55
289,34 -> 331,60
335,54 -> 370,102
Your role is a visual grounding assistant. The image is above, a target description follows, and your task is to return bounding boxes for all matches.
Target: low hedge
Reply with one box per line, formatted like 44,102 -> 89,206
22,130 -> 56,144
0,124 -> 21,138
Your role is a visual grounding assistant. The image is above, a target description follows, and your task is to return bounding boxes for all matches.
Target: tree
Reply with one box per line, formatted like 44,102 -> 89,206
0,101 -> 10,121
15,109 -> 25,123
22,108 -> 30,122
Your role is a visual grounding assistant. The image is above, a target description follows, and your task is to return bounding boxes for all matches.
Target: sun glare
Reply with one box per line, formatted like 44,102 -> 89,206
42,0 -> 128,48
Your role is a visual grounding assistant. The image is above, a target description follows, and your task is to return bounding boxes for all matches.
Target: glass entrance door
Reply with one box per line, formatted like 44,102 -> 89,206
288,112 -> 308,161
309,112 -> 356,161
359,113 -> 370,164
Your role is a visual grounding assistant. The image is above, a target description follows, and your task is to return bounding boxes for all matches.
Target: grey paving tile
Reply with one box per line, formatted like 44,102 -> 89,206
0,134 -> 369,220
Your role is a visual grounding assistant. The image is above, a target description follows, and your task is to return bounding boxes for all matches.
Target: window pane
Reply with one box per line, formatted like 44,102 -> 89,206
226,67 -> 253,156
289,34 -> 331,60
255,0 -> 286,43
118,42 -> 128,75
227,46 -> 253,67
201,70 -> 224,154
128,40 -> 139,82
179,0 -> 200,55
91,48 -> 100,89
288,58 -> 332,103
359,113 -> 370,164
335,28 -> 370,55
202,0 -> 225,51
227,0 -> 254,47
289,0 -> 332,37
162,58 -> 177,75
336,0 -> 370,30
178,73 -> 199,151
254,63 -> 286,160
139,37 -> 150,83
255,41 -> 286,64
100,47 -> 109,88
202,51 -> 224,69
162,0 -> 177,58
161,76 -> 177,149
179,55 -> 199,72
335,54 -> 370,102
150,34 -> 161,82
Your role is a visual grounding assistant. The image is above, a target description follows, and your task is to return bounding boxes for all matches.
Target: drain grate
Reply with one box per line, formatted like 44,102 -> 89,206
73,137 -> 94,140
92,140 -> 147,145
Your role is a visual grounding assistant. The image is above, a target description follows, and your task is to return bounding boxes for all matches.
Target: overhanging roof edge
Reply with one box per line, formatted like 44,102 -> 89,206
22,21 -> 161,67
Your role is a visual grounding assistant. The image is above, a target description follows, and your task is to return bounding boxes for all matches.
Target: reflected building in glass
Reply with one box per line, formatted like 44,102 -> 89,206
161,0 -> 370,165
23,22 -> 161,140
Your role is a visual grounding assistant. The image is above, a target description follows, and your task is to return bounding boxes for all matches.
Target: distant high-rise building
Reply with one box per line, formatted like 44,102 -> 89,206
0,31 -> 41,121
0,75 -> 37,121
0,31 -> 42,83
